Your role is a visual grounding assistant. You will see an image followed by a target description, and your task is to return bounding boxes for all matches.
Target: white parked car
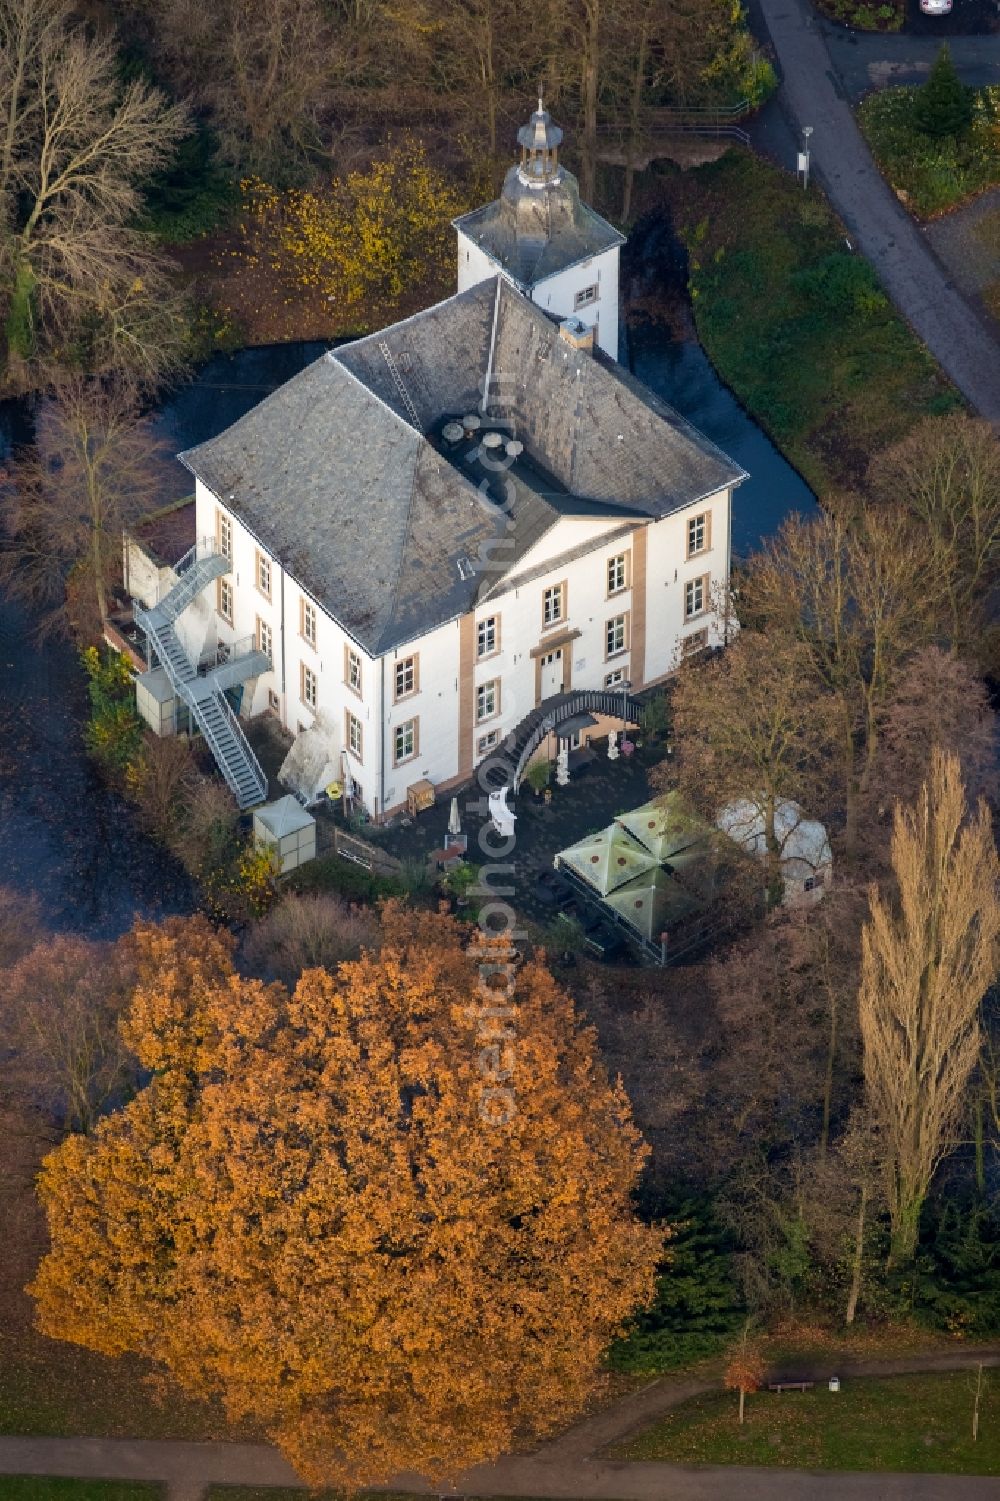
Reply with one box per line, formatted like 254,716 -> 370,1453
919,0 -> 953,14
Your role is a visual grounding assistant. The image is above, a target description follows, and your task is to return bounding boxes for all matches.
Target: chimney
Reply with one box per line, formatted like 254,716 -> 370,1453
558,317 -> 594,354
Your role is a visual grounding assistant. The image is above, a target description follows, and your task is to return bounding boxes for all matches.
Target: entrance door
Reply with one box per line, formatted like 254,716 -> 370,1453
541,648 -> 564,698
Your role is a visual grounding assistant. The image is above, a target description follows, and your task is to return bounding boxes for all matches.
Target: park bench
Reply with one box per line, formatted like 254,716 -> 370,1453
767,1380 -> 815,1394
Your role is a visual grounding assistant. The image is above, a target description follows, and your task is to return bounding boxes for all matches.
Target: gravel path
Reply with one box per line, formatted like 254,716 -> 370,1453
757,0 -> 1000,421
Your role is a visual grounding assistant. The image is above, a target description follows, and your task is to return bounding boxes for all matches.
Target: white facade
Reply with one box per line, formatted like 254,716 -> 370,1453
194,478 -> 732,820
456,236 -> 621,361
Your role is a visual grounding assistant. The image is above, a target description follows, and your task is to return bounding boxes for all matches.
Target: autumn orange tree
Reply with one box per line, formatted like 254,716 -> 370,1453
30,908 -> 660,1487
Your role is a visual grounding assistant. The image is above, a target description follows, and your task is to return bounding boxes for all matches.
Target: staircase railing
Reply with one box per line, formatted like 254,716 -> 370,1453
135,603 -> 267,810
511,689 -> 646,791
179,679 -> 267,808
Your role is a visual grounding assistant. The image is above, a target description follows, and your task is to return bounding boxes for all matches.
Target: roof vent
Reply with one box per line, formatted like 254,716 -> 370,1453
559,317 -> 595,354
441,421 -> 464,446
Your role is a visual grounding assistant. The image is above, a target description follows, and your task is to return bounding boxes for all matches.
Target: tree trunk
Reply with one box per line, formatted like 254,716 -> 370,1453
738,1385 -> 746,1425
819,978 -> 838,1160
845,1180 -> 867,1326
621,13 -> 648,223
580,0 -> 600,204
974,1089 -> 985,1195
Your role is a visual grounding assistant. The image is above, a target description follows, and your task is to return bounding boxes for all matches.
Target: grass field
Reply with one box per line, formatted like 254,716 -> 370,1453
658,152 -> 960,492
607,1371 -> 1000,1473
0,1483 -> 162,1500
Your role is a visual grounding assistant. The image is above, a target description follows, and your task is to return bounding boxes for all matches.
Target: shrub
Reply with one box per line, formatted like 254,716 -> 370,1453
81,646 -> 143,781
791,252 -> 888,318
171,776 -> 241,882
243,891 -> 379,986
812,0 -> 903,30
859,82 -> 1000,218
244,139 -> 469,317
125,733 -> 199,840
287,853 -> 405,904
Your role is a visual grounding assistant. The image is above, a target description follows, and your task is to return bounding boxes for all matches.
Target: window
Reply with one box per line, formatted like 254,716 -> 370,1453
301,599 -> 317,648
604,667 -> 627,688
574,284 -> 599,310
687,512 -> 710,558
255,550 -> 271,600
606,613 -> 628,658
477,615 -> 499,659
268,689 -> 280,713
301,662 -> 317,710
393,717 -> 418,766
346,710 -> 363,761
217,576 -> 233,623
477,728 -> 501,755
394,654 -> 418,701
685,574 -> 709,620
804,877 -> 816,893
257,618 -> 273,663
607,551 -> 629,596
217,512 -> 232,561
476,678 -> 499,724
542,582 -> 565,628
681,627 -> 709,657
345,646 -> 363,696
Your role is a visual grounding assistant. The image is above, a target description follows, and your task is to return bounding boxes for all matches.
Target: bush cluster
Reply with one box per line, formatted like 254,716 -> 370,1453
812,0 -> 903,30
859,76 -> 1000,219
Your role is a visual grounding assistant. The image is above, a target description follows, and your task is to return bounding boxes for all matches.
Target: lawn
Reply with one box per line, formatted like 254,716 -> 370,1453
0,1484 -> 162,1500
607,1372 -> 1000,1472
858,86 -> 1000,218
658,151 -> 959,490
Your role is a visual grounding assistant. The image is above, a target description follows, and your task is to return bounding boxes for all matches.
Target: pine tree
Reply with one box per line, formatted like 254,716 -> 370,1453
913,45 -> 973,139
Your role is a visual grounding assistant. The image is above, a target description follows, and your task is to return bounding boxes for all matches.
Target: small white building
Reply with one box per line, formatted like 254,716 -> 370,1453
454,100 -> 625,360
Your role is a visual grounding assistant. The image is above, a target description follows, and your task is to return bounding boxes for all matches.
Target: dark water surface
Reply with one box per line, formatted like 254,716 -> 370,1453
0,325 -> 812,931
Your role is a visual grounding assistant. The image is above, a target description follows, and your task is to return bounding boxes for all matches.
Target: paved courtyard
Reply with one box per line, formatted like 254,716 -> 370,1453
358,735 -> 668,930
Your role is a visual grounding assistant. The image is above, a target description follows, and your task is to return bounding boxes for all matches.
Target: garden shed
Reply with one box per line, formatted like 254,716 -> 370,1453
253,795 -> 317,874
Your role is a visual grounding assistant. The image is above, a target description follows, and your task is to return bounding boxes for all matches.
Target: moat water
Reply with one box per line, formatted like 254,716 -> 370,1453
0,307 -> 816,933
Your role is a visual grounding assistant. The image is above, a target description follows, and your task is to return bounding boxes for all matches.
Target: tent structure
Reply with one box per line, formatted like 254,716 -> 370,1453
556,823 -> 658,896
615,792 -> 711,862
716,798 -> 832,904
604,866 -> 701,943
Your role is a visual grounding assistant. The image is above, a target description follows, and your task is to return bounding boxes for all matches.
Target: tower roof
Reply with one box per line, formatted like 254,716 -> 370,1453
453,99 -> 624,288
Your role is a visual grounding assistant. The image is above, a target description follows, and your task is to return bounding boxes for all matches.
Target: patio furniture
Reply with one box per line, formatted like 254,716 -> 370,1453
407,779 -> 435,817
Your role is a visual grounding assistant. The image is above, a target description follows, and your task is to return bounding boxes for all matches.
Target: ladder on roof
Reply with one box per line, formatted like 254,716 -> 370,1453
378,341 -> 421,430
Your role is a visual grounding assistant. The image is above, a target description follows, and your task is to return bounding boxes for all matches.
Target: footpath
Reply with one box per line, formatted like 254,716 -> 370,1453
755,0 -> 1000,423
1,1348 -> 999,1501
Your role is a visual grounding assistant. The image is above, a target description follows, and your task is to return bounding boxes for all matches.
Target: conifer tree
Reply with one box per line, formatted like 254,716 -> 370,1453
913,44 -> 973,139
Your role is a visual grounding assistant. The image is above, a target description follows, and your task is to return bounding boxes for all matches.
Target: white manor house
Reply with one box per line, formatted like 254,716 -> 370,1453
127,102 -> 746,818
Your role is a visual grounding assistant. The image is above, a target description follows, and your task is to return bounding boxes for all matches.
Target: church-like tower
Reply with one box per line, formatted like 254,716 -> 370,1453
453,99 -> 625,360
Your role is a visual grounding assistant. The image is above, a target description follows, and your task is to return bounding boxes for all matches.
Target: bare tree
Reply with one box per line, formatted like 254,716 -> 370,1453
128,0 -> 332,171
243,892 -> 379,988
0,0 -> 190,385
0,377 -> 171,635
868,414 -> 1000,659
859,749 -> 1000,1265
656,630 -> 839,903
0,933 -> 136,1133
0,886 -> 43,970
743,506 -> 941,858
873,646 -> 998,821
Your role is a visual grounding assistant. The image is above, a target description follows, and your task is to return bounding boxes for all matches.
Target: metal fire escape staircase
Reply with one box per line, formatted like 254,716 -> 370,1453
133,541 -> 270,809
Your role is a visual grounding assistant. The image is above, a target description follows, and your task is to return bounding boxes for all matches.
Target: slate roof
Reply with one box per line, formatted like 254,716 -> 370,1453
180,277 -> 745,657
453,163 -> 625,287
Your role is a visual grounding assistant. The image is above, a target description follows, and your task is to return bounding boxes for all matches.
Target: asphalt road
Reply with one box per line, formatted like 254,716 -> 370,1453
823,24 -> 1000,99
756,0 -> 1000,422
